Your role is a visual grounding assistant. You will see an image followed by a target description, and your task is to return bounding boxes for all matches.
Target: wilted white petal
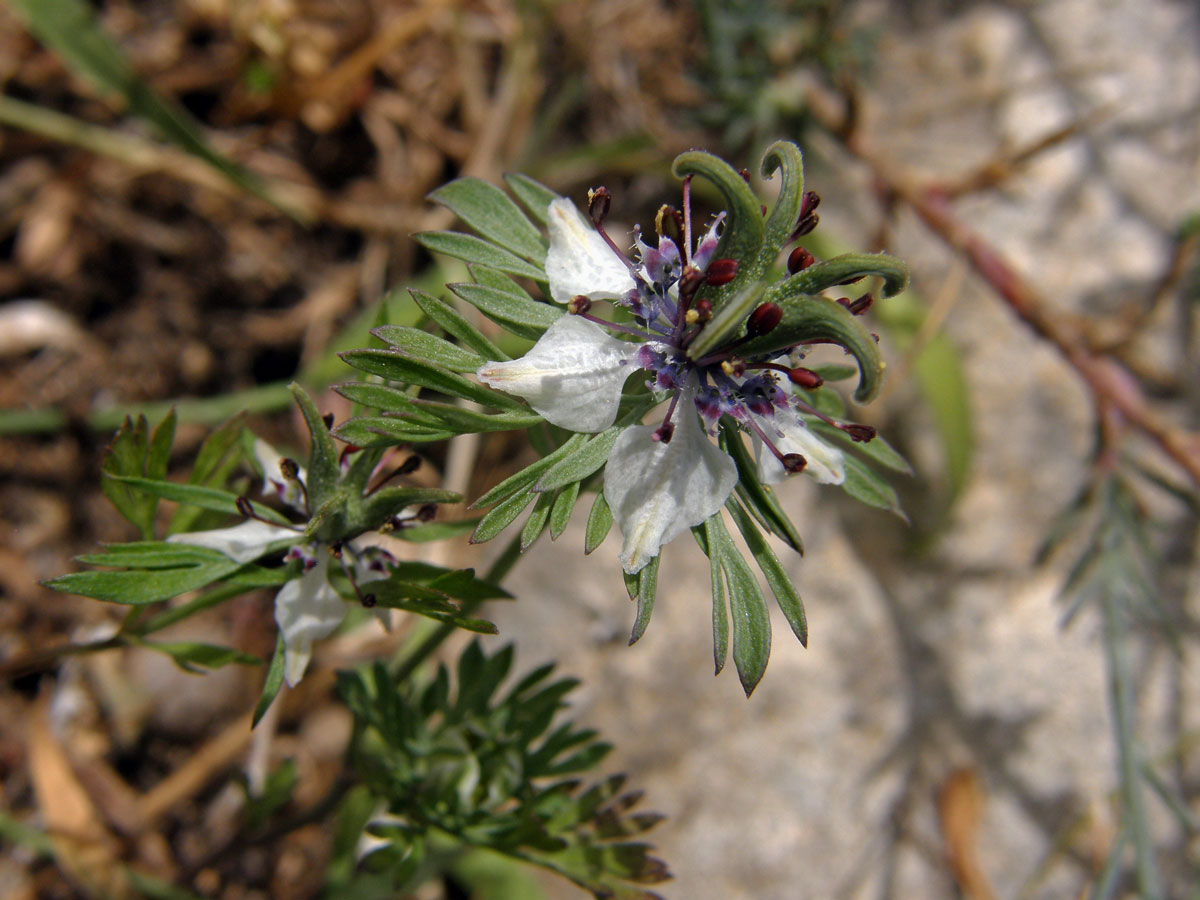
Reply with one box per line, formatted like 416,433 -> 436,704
167,519 -> 299,564
604,400 -> 737,574
751,410 -> 845,485
545,197 -> 636,304
254,438 -> 306,513
274,554 -> 346,686
477,315 -> 640,432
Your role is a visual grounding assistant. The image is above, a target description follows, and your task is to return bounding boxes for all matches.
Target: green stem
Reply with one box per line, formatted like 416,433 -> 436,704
1102,589 -> 1162,899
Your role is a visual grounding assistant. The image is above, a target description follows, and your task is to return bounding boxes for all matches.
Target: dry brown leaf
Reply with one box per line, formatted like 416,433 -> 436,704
937,766 -> 996,900
28,694 -> 129,899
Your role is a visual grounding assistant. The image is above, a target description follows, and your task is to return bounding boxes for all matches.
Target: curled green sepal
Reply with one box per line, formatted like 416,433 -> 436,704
758,141 -> 806,278
737,294 -> 886,403
672,150 -> 764,314
779,251 -> 909,300
288,382 -> 341,504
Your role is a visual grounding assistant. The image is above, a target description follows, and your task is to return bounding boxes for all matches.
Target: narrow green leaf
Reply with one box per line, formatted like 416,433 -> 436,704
101,414 -> 155,538
841,454 -> 906,519
410,289 -> 508,361
398,400 -> 543,432
707,532 -> 729,675
254,634 -> 287,727
726,498 -> 807,647
390,517 -> 481,543
171,411 -> 246,534
332,382 -> 435,420
549,481 -> 581,540
371,325 -> 485,372
471,487 -> 538,544
719,424 -> 803,554
146,407 -> 176,481
520,490 -> 556,550
471,433 -> 588,509
417,231 -> 546,281
627,556 -> 659,645
137,639 -> 262,672
449,281 -> 561,341
332,416 -> 455,447
337,349 -> 524,410
77,541 -> 244,569
584,492 -> 613,554
288,382 -> 341,498
428,177 -> 548,263
704,513 -> 770,696
103,475 -> 291,524
503,173 -> 560,225
44,556 -> 243,605
810,422 -> 912,475
534,427 -> 619,492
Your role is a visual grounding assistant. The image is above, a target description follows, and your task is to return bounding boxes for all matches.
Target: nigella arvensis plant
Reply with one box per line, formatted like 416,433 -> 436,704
336,141 -> 911,692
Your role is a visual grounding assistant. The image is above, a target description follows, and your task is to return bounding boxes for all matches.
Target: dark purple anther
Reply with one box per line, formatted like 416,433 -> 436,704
787,246 -> 815,274
787,367 -> 824,389
588,187 -> 612,226
568,295 -> 592,315
236,496 -> 254,518
694,297 -> 713,322
280,457 -> 300,479
847,293 -> 874,315
799,190 -> 820,219
652,421 -> 675,444
678,266 -> 703,301
842,423 -> 877,442
782,453 -> 808,473
417,503 -> 438,521
361,593 -> 377,608
705,258 -> 739,286
746,302 -> 783,338
322,412 -> 335,430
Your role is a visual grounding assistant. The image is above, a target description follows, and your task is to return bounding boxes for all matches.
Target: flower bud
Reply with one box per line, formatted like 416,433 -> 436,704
587,187 -> 611,225
787,367 -> 823,389
705,258 -> 738,286
787,246 -> 815,274
746,302 -> 783,337
693,298 -> 713,322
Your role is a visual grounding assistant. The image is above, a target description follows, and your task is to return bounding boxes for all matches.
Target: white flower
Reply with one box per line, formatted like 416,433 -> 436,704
476,197 -> 852,575
168,441 -> 397,686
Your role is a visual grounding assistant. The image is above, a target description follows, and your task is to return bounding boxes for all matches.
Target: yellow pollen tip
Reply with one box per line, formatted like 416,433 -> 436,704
721,361 -> 735,376
685,309 -> 700,324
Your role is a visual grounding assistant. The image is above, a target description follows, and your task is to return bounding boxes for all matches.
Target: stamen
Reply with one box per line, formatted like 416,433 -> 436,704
366,454 -> 421,496
568,295 -> 591,315
836,293 -> 874,315
337,550 -> 379,609
236,495 -> 305,531
744,362 -> 823,389
574,310 -> 659,342
278,457 -> 309,511
787,246 -> 815,274
743,415 -> 799,471
705,258 -> 739,286
788,395 -> 877,443
588,186 -> 612,225
652,386 -> 686,444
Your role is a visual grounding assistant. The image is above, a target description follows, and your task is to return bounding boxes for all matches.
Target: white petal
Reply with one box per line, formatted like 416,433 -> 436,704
477,315 -> 639,432
545,197 -> 637,304
167,519 -> 299,564
254,438 -> 307,513
274,554 -> 347,686
603,402 -> 738,574
751,410 -> 845,485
